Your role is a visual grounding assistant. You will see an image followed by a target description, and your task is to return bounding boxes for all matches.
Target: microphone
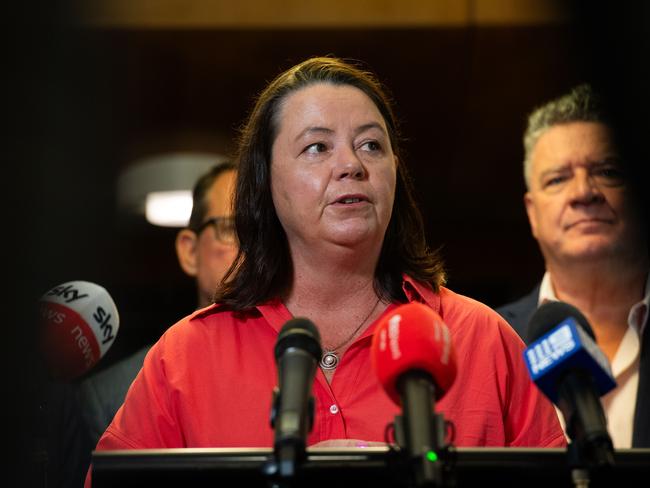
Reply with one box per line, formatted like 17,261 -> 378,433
270,317 -> 322,478
524,301 -> 615,468
39,280 -> 120,381
371,302 -> 457,487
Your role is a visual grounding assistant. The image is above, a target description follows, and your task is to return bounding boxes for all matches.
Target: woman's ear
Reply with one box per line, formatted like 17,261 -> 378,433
175,229 -> 199,277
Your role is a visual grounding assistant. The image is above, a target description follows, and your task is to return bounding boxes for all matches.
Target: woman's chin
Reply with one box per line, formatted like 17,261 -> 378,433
325,226 -> 379,249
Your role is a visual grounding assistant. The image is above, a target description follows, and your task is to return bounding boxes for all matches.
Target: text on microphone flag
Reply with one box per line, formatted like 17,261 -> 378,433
526,321 -> 576,375
39,280 -> 120,380
388,314 -> 402,360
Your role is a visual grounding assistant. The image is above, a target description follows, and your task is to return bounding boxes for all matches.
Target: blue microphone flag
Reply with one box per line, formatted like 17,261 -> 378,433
524,317 -> 616,404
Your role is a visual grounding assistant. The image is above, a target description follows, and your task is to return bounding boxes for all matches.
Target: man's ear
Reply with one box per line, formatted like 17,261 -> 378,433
175,229 -> 199,277
524,192 -> 538,239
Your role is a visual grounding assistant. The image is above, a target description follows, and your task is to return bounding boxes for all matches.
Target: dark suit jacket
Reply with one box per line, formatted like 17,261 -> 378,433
496,285 -> 540,342
79,345 -> 151,447
496,285 -> 650,447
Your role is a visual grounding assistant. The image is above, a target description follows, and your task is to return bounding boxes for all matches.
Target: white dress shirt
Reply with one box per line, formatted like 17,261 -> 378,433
538,272 -> 649,448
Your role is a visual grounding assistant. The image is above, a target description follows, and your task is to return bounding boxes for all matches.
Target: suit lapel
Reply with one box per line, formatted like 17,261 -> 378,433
633,324 -> 650,447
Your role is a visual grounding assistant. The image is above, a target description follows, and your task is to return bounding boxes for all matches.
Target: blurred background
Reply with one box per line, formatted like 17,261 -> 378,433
6,0 -> 648,376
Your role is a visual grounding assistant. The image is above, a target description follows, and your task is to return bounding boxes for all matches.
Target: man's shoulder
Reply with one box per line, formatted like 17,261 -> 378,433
78,344 -> 153,445
495,285 -> 541,340
82,345 -> 151,400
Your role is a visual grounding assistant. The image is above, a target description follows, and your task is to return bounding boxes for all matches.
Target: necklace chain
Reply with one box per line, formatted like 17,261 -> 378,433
320,297 -> 381,371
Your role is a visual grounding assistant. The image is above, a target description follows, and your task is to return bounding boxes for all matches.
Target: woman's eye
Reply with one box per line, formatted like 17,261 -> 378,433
360,140 -> 381,152
304,142 -> 327,155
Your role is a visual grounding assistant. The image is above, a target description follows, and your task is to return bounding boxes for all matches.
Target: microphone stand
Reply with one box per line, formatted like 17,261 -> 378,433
560,373 -> 615,488
566,437 -> 616,488
263,390 -> 315,488
567,442 -> 591,488
393,372 -> 451,488
565,441 -> 588,488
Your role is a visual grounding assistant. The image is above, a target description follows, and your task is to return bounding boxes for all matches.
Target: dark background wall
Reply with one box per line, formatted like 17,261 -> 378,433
7,1 -> 649,375
82,24 -> 583,366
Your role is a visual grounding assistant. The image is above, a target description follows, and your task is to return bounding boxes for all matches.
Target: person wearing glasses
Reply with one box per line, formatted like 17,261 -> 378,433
175,161 -> 238,309
79,161 -> 238,447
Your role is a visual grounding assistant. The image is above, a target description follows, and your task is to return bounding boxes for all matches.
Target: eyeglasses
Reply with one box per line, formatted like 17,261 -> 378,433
193,216 -> 237,245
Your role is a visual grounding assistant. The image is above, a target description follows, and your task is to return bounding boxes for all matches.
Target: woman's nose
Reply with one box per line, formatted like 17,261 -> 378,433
333,146 -> 366,180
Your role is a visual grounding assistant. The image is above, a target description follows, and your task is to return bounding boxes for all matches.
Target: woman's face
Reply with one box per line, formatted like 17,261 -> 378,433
270,83 -> 397,255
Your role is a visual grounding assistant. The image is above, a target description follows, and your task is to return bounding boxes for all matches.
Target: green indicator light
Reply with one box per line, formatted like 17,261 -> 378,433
426,451 -> 438,462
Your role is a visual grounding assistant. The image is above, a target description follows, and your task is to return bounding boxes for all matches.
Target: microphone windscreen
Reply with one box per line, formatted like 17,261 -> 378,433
275,317 -> 322,362
528,301 -> 595,344
39,281 -> 119,380
371,302 -> 456,405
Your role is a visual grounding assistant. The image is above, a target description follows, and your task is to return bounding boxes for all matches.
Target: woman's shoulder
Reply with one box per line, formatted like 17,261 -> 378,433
436,286 -> 523,345
402,277 -> 509,332
437,286 -> 500,319
151,304 -> 256,349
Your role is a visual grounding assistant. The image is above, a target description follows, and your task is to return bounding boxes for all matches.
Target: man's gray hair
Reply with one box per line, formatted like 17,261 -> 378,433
523,84 -> 608,188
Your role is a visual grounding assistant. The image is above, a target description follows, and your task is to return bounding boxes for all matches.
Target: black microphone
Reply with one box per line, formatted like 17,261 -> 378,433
525,301 -> 615,468
270,317 -> 322,479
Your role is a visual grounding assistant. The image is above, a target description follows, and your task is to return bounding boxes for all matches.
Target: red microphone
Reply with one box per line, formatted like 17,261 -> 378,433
372,302 -> 456,403
371,302 -> 456,487
39,281 -> 119,381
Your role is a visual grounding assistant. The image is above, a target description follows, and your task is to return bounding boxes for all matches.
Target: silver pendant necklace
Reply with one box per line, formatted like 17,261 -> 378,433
319,297 -> 381,371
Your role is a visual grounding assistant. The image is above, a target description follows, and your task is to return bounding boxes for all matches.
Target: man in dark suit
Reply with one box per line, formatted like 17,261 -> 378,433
497,85 -> 649,448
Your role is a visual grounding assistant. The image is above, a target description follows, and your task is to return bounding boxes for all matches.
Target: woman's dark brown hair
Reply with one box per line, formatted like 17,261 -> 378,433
216,56 -> 444,309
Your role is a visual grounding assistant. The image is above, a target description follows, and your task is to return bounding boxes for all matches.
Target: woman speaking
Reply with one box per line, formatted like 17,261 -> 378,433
91,57 -> 564,455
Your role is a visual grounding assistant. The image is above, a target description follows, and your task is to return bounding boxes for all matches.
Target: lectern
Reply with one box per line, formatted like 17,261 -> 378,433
92,447 -> 650,487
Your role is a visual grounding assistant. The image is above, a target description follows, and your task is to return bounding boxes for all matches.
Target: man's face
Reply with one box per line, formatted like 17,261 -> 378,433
194,170 -> 238,306
525,121 -> 638,267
